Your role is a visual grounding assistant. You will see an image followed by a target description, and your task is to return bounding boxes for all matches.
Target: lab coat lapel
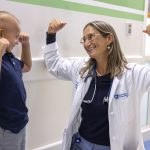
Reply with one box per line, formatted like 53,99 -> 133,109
109,76 -> 119,106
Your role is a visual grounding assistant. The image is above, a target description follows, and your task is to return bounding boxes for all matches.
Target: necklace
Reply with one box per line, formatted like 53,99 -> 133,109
96,70 -> 102,76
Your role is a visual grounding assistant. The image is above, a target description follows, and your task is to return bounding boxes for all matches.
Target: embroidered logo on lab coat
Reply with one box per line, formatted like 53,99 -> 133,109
114,93 -> 128,100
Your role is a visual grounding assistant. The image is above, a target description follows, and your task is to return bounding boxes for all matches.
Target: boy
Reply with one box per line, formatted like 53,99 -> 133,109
0,11 -> 31,150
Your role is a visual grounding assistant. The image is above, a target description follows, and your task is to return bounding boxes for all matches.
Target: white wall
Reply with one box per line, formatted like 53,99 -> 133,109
145,18 -> 150,56
0,0 -> 146,149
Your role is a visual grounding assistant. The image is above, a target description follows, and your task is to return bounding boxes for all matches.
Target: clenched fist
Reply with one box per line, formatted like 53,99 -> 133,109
0,38 -> 10,55
143,24 -> 150,36
48,19 -> 66,33
19,32 -> 29,44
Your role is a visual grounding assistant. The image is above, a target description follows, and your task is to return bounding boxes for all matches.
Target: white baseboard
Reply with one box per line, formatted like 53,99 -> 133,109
31,127 -> 150,150
32,141 -> 62,150
23,58 -> 56,82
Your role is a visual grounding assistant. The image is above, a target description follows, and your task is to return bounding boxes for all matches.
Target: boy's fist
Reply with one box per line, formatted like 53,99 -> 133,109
0,38 -> 10,54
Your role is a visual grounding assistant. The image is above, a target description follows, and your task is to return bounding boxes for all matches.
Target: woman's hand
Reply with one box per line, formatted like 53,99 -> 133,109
48,19 -> 66,34
143,24 -> 150,36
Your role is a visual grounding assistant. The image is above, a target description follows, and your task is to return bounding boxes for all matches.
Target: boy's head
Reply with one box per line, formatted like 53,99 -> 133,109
0,11 -> 21,52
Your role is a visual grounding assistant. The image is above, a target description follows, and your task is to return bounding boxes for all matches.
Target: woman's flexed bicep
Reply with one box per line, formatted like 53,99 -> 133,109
44,43 -> 85,81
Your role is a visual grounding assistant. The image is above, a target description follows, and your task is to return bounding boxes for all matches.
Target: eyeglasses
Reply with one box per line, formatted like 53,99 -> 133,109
80,33 -> 101,44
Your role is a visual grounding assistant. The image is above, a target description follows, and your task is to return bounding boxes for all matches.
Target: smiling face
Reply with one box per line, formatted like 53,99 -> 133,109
80,21 -> 127,77
3,25 -> 20,52
82,25 -> 111,61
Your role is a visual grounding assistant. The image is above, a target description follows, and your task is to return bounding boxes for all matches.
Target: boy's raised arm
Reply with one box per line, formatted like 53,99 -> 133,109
19,32 -> 32,72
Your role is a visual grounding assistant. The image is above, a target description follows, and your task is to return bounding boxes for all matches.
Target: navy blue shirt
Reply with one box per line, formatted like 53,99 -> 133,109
79,73 -> 112,146
0,52 -> 28,133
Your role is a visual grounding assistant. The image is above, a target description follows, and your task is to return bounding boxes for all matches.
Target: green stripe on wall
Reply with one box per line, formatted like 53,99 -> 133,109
95,0 -> 144,10
10,0 -> 144,21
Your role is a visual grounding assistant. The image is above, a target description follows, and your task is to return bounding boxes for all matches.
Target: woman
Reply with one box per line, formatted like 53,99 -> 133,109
43,19 -> 150,150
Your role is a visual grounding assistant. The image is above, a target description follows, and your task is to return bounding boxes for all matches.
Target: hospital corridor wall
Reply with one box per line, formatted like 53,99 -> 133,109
1,0 -> 150,149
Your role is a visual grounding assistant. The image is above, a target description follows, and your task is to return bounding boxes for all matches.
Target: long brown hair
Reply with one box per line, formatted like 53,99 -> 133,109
80,21 -> 128,78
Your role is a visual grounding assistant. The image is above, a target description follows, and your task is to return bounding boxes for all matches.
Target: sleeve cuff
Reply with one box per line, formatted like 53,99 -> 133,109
46,32 -> 56,44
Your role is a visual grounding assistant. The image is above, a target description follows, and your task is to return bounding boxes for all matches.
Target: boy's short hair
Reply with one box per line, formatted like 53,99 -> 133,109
0,11 -> 20,29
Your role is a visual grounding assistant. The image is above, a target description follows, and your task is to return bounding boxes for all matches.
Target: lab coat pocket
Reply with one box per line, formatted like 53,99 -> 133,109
113,95 -> 135,124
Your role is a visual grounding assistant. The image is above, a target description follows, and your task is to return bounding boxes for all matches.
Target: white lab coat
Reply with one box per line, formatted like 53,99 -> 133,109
43,42 -> 149,150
